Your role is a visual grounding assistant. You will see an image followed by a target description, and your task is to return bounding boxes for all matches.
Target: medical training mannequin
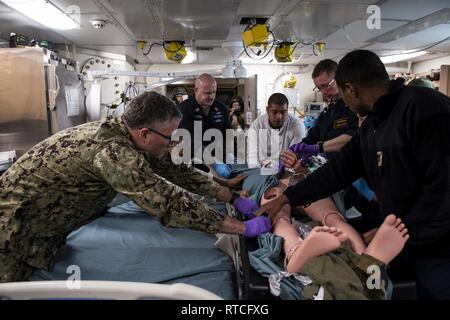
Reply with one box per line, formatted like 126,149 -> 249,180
275,172 -> 367,254
261,174 -> 410,274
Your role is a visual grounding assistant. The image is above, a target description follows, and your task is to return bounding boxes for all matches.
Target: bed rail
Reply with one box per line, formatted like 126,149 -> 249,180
0,281 -> 223,300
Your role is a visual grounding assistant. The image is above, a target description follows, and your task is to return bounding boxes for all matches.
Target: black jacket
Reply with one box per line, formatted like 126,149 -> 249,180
285,79 -> 450,253
178,96 -> 232,162
302,98 -> 358,158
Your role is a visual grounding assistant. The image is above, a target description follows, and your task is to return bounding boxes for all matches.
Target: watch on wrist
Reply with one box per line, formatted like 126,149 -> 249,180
318,141 -> 324,153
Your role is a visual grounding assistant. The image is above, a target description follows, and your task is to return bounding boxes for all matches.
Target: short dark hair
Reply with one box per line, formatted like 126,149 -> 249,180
123,91 -> 182,129
268,93 -> 289,107
335,50 -> 389,88
312,59 -> 337,79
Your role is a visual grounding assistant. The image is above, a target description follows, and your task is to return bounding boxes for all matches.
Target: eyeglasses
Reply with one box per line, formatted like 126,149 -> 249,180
140,127 -> 178,146
313,78 -> 335,92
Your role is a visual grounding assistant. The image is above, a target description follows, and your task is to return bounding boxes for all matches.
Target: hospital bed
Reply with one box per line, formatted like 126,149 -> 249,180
21,200 -> 240,300
0,197 -> 416,300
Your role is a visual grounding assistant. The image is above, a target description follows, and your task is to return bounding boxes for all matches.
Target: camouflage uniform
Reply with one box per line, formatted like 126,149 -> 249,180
0,116 -> 224,282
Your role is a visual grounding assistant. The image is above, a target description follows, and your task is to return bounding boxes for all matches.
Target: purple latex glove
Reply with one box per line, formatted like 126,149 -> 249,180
243,216 -> 272,237
289,142 -> 303,153
298,143 -> 319,165
234,197 -> 259,218
278,142 -> 304,173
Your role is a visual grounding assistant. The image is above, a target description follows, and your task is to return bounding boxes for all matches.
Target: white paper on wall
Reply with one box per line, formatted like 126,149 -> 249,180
65,85 -> 80,117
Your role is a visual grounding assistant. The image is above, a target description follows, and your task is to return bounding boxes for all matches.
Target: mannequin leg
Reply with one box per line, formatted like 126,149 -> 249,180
261,186 -> 348,273
303,198 -> 366,254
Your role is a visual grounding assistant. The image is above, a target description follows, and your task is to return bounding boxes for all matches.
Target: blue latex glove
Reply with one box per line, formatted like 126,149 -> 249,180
213,163 -> 231,178
352,178 -> 375,202
243,216 -> 272,237
234,197 -> 259,218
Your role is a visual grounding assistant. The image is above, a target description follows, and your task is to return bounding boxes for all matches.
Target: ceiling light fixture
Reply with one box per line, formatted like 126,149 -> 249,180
1,0 -> 79,30
380,50 -> 427,64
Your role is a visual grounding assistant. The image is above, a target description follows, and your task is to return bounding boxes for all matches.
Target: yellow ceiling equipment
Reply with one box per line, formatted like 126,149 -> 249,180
242,24 -> 269,48
275,42 -> 294,63
313,42 -> 326,55
164,41 -> 187,63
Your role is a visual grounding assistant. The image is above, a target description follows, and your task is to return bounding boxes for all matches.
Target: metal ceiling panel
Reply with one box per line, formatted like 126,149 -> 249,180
108,0 -> 241,41
283,0 -> 380,42
236,0 -> 284,16
377,0 -> 450,20
366,8 -> 450,44
321,19 -> 408,49
53,0 -> 104,14
366,23 -> 450,51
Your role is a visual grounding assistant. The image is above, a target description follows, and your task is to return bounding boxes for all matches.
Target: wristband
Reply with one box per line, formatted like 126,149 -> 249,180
318,141 -> 324,153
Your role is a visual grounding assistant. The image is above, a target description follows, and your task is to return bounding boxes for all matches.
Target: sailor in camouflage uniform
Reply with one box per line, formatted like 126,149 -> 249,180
0,91 -> 270,282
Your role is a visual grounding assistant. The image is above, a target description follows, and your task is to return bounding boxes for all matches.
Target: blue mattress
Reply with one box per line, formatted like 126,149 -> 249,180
31,201 -> 237,299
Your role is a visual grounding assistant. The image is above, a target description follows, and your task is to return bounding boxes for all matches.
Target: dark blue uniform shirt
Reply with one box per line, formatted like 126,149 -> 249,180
178,96 -> 231,162
302,98 -> 358,158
